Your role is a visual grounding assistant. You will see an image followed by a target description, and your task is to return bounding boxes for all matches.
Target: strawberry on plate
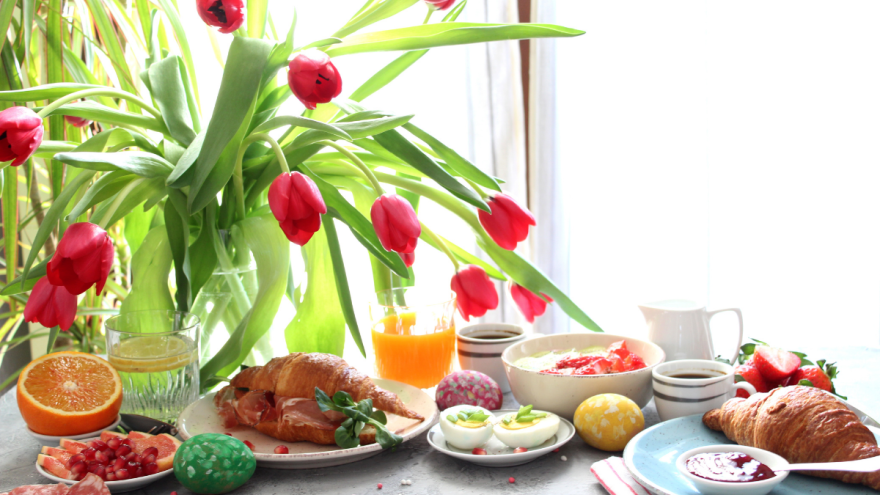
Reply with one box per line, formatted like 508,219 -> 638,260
752,345 -> 801,382
734,360 -> 770,398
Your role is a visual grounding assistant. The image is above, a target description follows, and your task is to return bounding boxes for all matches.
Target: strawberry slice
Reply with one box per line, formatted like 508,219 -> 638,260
734,360 -> 770,397
753,346 -> 801,382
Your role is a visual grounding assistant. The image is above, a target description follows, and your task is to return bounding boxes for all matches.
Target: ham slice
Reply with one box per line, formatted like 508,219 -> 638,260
67,474 -> 109,495
214,386 -> 346,432
7,486 -> 68,495
276,397 -> 346,430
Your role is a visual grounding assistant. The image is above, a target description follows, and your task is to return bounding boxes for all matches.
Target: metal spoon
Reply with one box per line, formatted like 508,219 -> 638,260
776,455 -> 880,473
120,414 -> 179,436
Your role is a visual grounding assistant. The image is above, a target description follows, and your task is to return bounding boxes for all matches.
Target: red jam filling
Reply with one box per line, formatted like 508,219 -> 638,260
686,452 -> 777,483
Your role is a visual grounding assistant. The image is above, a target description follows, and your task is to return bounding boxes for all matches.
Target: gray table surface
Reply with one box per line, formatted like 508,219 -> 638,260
2,346 -> 878,494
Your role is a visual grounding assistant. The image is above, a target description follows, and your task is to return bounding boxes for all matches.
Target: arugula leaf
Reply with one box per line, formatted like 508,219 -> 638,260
315,387 -> 403,449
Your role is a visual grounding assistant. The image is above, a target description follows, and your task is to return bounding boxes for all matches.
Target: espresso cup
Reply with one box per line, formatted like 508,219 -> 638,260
457,323 -> 526,393
652,359 -> 757,422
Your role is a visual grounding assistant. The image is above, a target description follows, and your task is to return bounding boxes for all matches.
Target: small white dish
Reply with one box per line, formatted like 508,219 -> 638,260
675,445 -> 789,495
36,458 -> 173,494
426,409 -> 575,467
26,415 -> 122,446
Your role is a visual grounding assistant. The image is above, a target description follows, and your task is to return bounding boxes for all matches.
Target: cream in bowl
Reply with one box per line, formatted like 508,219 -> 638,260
439,405 -> 496,450
502,333 -> 666,418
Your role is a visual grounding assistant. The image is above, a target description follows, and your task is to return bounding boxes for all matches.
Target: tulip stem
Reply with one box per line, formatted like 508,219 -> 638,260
423,9 -> 434,24
420,222 -> 460,270
35,88 -> 163,121
235,133 -> 290,221
464,178 -> 489,200
316,140 -> 384,196
98,178 -> 145,229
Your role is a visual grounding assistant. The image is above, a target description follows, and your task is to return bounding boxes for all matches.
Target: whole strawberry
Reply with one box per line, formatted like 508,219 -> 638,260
752,345 -> 801,382
789,360 -> 838,393
734,360 -> 770,398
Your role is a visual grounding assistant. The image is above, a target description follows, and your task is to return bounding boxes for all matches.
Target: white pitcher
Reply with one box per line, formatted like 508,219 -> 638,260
638,300 -> 743,364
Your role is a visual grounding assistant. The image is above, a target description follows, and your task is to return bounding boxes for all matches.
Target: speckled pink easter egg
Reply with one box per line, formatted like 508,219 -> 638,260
435,370 -> 503,410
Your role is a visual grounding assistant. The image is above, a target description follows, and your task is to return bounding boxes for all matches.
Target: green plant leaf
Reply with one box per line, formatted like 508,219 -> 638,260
149,55 -> 197,146
323,217 -> 365,357
164,191 -> 191,311
403,123 -> 500,191
35,101 -> 167,133
21,171 -> 97,285
123,205 -> 157,255
120,226 -> 175,313
251,116 -> 352,141
333,0 -> 418,39
46,326 -> 60,354
200,214 -> 289,386
54,151 -> 174,178
248,0 -> 269,39
292,113 -> 414,148
189,37 -> 273,214
477,236 -> 603,332
92,177 -> 167,228
167,129 -> 205,187
66,171 -> 133,221
371,130 -> 489,211
1,258 -> 49,295
422,232 -> 505,280
285,226 -> 345,357
0,0 -> 15,54
83,0 -> 139,94
0,83 -> 105,102
188,205 -> 218,302
349,50 -> 427,102
154,0 -> 200,107
327,22 -> 585,57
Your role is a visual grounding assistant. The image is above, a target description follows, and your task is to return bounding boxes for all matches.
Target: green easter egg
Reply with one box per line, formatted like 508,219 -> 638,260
173,433 -> 256,494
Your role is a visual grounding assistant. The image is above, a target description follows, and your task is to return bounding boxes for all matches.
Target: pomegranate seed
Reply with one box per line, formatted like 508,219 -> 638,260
143,447 -> 159,458
126,460 -> 140,472
224,432 -> 232,436
106,438 -> 121,450
509,477 -> 516,483
113,457 -> 126,471
93,466 -> 106,479
471,448 -> 487,455
95,450 -> 109,464
124,452 -> 137,462
132,454 -> 143,464
378,483 -> 383,489
115,445 -> 132,458
75,472 -> 86,481
144,462 -> 159,475
553,448 -> 560,453
143,453 -> 157,465
105,471 -> 116,482
88,440 -> 107,450
514,447 -> 528,453
87,461 -> 102,473
82,447 -> 97,460
67,453 -> 85,469
274,445 -> 289,454
135,467 -> 145,478
244,440 -> 255,451
115,468 -> 131,480
120,438 -> 133,447
102,447 -> 116,459
70,461 -> 87,475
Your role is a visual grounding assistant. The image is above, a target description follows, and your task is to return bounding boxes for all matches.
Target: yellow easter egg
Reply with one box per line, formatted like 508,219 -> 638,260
573,393 -> 645,452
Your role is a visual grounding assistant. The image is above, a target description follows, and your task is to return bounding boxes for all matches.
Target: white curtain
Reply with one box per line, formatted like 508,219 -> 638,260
534,1 -> 880,347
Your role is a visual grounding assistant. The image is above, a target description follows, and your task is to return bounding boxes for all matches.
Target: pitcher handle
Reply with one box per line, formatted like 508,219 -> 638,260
706,308 -> 743,365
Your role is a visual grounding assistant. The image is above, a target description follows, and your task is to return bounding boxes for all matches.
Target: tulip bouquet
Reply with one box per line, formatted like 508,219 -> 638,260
0,0 -> 600,390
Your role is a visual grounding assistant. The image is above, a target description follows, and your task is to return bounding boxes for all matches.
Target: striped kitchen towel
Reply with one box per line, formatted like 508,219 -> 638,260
591,457 -> 650,495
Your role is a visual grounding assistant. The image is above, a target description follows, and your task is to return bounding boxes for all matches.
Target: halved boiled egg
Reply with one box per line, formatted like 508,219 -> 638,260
493,405 -> 560,449
438,404 -> 496,450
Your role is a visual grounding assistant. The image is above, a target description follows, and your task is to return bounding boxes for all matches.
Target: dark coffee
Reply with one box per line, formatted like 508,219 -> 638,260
668,372 -> 722,379
467,331 -> 520,340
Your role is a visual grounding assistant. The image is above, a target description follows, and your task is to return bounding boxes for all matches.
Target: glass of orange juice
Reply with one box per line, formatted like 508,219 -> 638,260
369,288 -> 456,389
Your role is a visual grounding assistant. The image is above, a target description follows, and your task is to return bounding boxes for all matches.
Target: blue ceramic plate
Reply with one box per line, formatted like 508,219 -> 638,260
623,400 -> 880,495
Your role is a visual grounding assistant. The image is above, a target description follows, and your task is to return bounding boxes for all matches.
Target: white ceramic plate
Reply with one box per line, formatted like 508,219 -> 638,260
27,415 -> 122,446
425,410 -> 575,467
177,378 -> 439,469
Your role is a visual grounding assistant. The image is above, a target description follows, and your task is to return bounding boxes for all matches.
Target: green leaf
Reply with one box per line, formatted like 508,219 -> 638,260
292,113 -> 413,148
154,0 -> 200,107
323,217 -> 366,357
188,206 -> 218,302
403,123 -> 500,191
167,130 -> 205,187
120,227 -> 175,314
425,232 -> 504,280
149,56 -> 197,146
350,50 -> 428,102
251,116 -> 352,141
285,227 -> 345,356
164,192 -> 191,311
55,151 -> 174,178
333,0 -> 418,39
83,0 -> 139,94
371,130 -> 489,211
123,205 -> 157,255
0,0 -> 15,54
0,83 -> 105,102
1,258 -> 49,295
329,22 -> 585,57
478,236 -> 603,332
35,101 -> 167,133
46,327 -> 60,354
92,177 -> 167,228
21,171 -> 97,284
199,215 -> 289,386
247,0 -> 269,39
3,166 -> 18,292
66,171 -> 133,221
189,37 -> 273,214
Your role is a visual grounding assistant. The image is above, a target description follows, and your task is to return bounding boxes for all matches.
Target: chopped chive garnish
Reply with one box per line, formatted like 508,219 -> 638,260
534,412 -> 548,418
502,417 -> 512,425
447,415 -> 458,423
458,412 -> 468,421
517,405 -> 533,418
468,413 -> 489,422
517,414 -> 537,423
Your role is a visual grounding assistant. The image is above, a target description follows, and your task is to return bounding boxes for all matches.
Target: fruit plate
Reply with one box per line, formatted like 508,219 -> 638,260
26,415 -> 121,446
36,456 -> 173,494
177,378 -> 439,469
623,399 -> 880,495
425,410 -> 575,467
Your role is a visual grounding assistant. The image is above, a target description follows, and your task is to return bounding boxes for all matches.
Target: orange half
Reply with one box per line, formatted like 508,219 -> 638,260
17,351 -> 122,436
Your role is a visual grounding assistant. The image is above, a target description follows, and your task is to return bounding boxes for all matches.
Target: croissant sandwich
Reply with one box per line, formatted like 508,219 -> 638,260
214,353 -> 424,445
703,386 -> 880,491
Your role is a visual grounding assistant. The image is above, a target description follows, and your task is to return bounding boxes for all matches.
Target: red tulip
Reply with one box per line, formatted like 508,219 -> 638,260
268,172 -> 327,246
400,252 -> 415,268
0,106 -> 44,167
450,265 -> 498,321
425,0 -> 456,10
46,223 -> 114,296
478,193 -> 535,250
509,282 -> 553,323
196,0 -> 245,34
287,51 -> 342,110
24,277 -> 77,331
371,194 -> 420,257
65,115 -> 91,128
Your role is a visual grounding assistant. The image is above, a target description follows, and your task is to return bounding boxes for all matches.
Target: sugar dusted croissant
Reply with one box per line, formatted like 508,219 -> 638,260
703,386 -> 880,491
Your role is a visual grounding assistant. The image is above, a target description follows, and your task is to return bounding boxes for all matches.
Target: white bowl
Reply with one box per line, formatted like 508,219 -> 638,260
36,461 -> 173,494
502,333 -> 665,419
675,445 -> 789,495
26,415 -> 122,446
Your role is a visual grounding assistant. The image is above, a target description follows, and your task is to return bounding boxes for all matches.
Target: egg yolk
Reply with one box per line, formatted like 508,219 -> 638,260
454,419 -> 489,429
499,416 -> 543,430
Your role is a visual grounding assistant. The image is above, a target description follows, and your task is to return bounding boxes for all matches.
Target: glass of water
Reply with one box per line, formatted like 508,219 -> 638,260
105,310 -> 200,424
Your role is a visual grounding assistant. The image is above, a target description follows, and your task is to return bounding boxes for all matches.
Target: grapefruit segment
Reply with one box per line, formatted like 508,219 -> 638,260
126,431 -> 152,440
99,431 -> 126,443
41,446 -> 73,464
59,439 -> 88,453
37,453 -> 75,480
129,433 -> 181,472
17,351 -> 122,436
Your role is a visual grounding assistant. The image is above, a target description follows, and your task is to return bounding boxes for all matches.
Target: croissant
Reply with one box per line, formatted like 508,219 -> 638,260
215,353 -> 423,445
703,386 -> 880,491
